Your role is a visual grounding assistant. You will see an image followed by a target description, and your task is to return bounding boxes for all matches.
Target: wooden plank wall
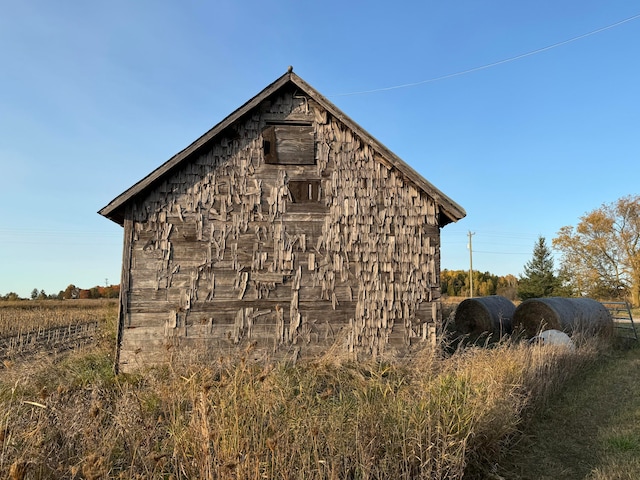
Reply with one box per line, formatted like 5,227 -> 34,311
118,91 -> 442,371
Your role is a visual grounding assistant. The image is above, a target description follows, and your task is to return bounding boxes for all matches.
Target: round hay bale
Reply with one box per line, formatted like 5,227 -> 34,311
513,297 -> 613,338
454,295 -> 516,337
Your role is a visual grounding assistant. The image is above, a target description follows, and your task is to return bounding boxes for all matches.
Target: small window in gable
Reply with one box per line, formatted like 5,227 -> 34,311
263,124 -> 315,165
289,180 -> 321,203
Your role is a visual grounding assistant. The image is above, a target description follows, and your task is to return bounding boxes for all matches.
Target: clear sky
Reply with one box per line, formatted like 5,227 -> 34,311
1,1 -> 639,298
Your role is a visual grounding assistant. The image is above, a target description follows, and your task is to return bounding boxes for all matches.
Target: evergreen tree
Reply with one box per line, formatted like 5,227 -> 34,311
518,236 -> 559,300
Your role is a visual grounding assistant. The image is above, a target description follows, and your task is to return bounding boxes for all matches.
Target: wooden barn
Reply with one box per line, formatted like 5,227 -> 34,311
100,69 -> 466,372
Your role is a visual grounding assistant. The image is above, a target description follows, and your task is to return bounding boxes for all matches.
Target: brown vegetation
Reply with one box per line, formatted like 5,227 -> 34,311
0,300 -> 611,479
0,300 -> 116,338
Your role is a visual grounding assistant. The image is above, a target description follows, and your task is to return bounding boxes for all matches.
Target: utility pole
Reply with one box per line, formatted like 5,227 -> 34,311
468,231 -> 475,298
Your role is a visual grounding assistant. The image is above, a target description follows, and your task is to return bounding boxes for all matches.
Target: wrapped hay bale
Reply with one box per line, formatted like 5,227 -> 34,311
454,295 -> 515,337
513,297 -> 613,337
530,329 -> 575,349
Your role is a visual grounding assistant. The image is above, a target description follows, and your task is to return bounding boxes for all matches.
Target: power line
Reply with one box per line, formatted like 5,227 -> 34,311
474,250 -> 530,255
0,227 -> 120,237
333,12 -> 640,97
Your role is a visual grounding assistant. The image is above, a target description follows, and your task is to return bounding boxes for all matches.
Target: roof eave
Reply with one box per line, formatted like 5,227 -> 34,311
287,74 -> 466,224
99,71 -> 296,225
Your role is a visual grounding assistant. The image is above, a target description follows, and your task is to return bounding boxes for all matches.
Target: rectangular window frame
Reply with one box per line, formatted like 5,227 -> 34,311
263,124 -> 315,165
288,180 -> 321,203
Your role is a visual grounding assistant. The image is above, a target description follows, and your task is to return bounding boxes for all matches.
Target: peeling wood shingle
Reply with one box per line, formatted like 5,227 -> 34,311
100,72 -> 465,371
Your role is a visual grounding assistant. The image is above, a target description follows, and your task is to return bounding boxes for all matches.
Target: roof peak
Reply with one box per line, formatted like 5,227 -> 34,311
99,70 -> 465,226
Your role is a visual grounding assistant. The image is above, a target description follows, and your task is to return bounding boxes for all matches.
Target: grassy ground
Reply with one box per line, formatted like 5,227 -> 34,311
0,300 -> 636,479
497,337 -> 640,480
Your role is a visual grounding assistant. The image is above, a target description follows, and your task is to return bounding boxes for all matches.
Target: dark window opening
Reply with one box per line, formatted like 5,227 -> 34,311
288,180 -> 321,203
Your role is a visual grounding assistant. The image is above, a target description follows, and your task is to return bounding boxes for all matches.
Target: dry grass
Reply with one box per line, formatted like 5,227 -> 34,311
0,300 -> 117,337
0,299 -> 608,480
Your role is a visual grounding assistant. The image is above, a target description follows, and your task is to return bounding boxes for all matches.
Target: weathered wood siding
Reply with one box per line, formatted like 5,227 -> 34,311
118,89 -> 442,370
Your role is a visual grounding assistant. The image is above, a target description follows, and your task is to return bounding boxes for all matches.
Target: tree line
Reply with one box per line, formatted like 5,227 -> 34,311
1,284 -> 120,301
441,270 -> 519,300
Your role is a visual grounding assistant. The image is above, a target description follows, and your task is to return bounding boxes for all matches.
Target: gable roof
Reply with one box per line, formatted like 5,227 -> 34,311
99,69 -> 466,226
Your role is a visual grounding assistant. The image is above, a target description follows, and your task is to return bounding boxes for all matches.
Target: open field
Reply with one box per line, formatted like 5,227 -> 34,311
0,300 -> 117,366
0,300 -> 637,479
0,299 -> 117,337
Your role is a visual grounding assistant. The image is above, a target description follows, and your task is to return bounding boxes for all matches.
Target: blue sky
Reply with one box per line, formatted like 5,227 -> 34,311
1,1 -> 639,298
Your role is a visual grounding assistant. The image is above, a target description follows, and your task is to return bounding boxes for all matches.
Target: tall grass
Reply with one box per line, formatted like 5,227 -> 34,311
0,314 -> 604,480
